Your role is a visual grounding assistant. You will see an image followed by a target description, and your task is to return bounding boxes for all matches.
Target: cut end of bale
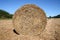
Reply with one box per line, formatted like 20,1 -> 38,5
13,4 -> 47,36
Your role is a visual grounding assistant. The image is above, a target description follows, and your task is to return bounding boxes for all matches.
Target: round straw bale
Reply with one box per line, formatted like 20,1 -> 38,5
13,4 -> 47,36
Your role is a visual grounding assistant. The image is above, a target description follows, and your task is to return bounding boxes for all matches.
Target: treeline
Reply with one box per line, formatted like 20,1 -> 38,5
49,14 -> 60,18
0,10 -> 13,19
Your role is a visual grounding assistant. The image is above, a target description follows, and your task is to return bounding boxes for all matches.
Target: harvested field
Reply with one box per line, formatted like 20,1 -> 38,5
0,18 -> 60,40
40,18 -> 60,40
0,19 -> 18,40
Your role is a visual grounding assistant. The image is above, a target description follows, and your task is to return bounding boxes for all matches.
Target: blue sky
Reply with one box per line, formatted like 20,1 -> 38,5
0,0 -> 60,17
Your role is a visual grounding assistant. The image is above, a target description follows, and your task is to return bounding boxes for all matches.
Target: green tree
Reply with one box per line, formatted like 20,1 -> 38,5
0,9 -> 13,19
52,14 -> 60,18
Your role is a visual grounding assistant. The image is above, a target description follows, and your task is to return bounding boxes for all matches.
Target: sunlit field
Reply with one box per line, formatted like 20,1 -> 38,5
0,18 -> 60,40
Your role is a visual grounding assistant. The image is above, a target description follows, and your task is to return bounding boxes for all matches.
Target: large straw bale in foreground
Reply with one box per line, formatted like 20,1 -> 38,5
13,4 -> 47,36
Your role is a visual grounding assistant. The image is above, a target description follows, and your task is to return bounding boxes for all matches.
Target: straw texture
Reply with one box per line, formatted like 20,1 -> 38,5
13,4 -> 47,36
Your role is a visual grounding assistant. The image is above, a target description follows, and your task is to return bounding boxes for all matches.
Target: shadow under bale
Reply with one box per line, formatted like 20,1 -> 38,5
13,29 -> 20,35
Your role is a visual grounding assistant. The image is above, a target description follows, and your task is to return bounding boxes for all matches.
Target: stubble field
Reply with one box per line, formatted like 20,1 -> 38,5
0,18 -> 60,40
